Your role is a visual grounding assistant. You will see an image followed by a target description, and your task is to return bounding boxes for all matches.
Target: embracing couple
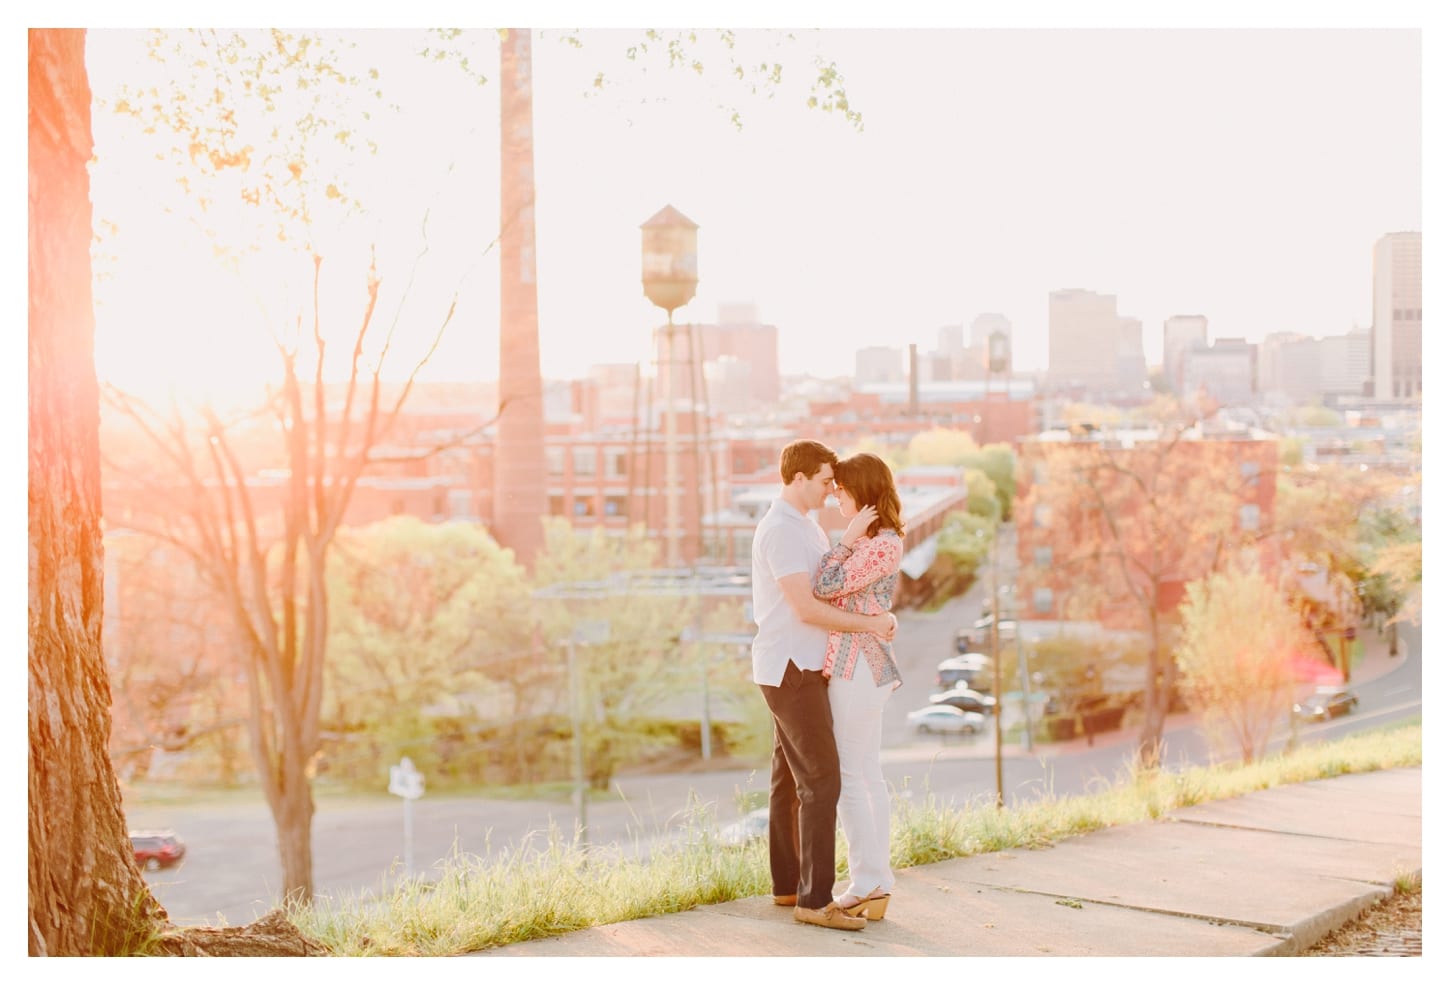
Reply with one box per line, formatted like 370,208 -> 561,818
749,438 -> 905,932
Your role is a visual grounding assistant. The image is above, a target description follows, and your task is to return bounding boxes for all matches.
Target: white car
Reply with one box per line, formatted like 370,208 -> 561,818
906,705 -> 986,735
717,807 -> 770,847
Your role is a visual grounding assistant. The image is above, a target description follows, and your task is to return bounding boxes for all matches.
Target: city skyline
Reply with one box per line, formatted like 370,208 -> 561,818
75,23 -> 1423,396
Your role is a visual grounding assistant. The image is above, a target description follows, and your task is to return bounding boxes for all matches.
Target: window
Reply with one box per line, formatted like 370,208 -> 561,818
545,447 -> 565,476
548,495 -> 566,516
1239,503 -> 1260,532
1033,503 -> 1051,528
1240,459 -> 1260,488
604,495 -> 627,517
1032,463 -> 1048,485
573,498 -> 595,517
604,450 -> 628,478
573,448 -> 596,476
1033,587 -> 1054,614
1034,545 -> 1053,567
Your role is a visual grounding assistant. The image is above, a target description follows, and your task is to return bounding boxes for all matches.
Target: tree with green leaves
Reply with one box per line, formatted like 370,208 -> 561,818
903,426 -> 979,467
323,516 -> 533,783
1175,563 -> 1312,765
533,519 -> 703,789
961,443 -> 1015,520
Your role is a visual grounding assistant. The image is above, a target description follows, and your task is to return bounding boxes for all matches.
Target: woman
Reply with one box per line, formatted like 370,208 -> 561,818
812,451 -> 904,920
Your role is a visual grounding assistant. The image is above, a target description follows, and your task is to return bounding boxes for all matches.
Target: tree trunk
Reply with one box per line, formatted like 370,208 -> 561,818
27,27 -> 169,955
276,765 -> 316,903
493,27 -> 546,568
1135,610 -> 1166,770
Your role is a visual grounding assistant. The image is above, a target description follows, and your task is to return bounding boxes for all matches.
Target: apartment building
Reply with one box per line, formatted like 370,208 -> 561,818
1371,231 -> 1422,400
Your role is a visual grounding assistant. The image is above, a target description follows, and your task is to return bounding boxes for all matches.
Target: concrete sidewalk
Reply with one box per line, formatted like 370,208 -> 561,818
472,766 -> 1421,957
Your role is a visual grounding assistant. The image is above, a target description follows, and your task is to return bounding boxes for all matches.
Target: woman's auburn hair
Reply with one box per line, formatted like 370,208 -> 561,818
835,452 -> 903,539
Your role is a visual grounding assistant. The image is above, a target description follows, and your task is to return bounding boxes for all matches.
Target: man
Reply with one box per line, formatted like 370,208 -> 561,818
750,439 -> 897,931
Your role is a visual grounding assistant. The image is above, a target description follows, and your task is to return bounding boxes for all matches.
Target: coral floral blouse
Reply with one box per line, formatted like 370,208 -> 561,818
812,529 -> 903,688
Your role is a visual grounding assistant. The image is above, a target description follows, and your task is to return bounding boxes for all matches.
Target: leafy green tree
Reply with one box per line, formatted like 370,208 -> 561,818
1370,541 -> 1421,628
962,468 -> 1000,520
926,509 -> 997,605
1274,463 -> 1405,648
1278,436 -> 1306,468
1175,564 -> 1311,765
903,426 -> 979,467
1294,404 -> 1343,427
961,443 -> 1015,520
532,519 -> 702,788
1355,505 -> 1422,641
324,516 -> 532,782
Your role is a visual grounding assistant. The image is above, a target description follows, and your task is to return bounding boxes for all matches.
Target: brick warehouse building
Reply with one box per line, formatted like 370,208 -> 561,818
101,372 -> 1040,569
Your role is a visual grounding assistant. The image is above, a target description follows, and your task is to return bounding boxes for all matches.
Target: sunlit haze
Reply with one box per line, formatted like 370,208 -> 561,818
78,21 -> 1422,400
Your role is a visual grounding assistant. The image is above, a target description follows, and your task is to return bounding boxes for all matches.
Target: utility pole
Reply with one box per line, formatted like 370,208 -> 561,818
566,634 -> 588,848
990,525 -> 1004,808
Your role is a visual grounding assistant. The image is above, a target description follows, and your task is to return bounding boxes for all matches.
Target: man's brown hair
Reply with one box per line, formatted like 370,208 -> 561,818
779,439 -> 838,485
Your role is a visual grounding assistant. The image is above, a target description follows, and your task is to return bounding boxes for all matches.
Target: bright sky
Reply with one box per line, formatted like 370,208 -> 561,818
69,10 -> 1427,398
6,6 -> 1444,961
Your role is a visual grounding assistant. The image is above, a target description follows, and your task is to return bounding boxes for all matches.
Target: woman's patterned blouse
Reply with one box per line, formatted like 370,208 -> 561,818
812,529 -> 903,688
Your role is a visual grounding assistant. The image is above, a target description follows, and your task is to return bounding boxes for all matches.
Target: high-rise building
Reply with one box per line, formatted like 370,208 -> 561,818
1047,290 -> 1124,391
1163,315 -> 1209,394
1371,232 -> 1422,400
855,345 -> 905,386
1321,326 -> 1372,399
1117,317 -> 1146,392
1258,332 -> 1314,402
1182,338 -> 1257,407
1258,327 -> 1371,404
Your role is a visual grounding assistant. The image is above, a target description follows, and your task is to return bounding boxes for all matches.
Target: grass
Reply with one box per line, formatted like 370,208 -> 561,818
287,722 -> 1421,956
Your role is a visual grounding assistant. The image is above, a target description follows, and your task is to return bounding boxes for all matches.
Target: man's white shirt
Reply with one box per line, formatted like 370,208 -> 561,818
750,497 -> 830,686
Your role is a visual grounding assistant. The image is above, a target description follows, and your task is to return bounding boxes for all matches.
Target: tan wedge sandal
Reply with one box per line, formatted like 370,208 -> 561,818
838,887 -> 890,920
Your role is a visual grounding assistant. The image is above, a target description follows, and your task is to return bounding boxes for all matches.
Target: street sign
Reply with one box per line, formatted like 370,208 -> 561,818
388,756 -> 424,800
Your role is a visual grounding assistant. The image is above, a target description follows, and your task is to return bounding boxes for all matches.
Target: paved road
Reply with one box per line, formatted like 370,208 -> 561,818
128,585 -> 1420,928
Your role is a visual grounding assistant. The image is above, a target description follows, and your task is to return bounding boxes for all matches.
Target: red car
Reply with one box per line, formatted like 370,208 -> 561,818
130,829 -> 186,871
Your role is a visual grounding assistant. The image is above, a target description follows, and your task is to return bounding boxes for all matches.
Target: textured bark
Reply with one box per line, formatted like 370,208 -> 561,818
152,910 -> 326,957
30,30 -> 329,955
27,27 -> 170,956
492,27 -> 547,568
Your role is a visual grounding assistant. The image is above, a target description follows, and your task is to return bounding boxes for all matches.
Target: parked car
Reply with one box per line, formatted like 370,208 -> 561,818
717,807 -> 769,847
1293,687 -> 1359,723
936,653 -> 993,690
906,705 -> 986,735
130,829 -> 186,871
928,684 -> 997,715
972,614 -> 1017,641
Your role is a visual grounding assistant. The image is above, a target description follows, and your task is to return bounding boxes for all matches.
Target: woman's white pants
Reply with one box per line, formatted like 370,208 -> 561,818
828,665 -> 895,898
